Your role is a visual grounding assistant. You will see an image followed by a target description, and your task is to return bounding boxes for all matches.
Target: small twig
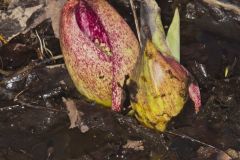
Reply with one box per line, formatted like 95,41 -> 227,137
0,55 -> 63,84
18,149 -> 34,160
165,130 -> 230,157
36,31 -> 56,60
0,105 -> 22,112
46,64 -> 65,69
15,99 -> 65,113
0,62 -> 35,85
43,39 -> 54,58
0,69 -> 12,76
203,0 -> 240,15
36,55 -> 64,67
50,55 -> 64,60
14,88 -> 29,102
35,30 -> 44,59
130,0 -> 142,48
13,88 -> 65,113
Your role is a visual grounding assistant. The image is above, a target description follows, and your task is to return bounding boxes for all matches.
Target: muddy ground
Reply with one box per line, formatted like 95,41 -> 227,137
0,0 -> 240,160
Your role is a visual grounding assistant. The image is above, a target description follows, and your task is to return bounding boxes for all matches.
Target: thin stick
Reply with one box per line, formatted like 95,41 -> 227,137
35,30 -> 44,58
12,88 -> 64,113
50,55 -> 64,61
0,55 -> 63,84
0,105 -> 21,112
130,0 -> 142,48
16,99 -> 65,113
43,39 -> 54,58
0,69 -> 12,76
46,64 -> 65,69
18,149 -> 34,160
14,88 -> 29,102
165,130 -> 230,156
203,0 -> 240,15
37,54 -> 64,66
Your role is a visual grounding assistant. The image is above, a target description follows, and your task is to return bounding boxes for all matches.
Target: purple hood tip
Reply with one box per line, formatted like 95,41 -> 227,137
188,83 -> 201,113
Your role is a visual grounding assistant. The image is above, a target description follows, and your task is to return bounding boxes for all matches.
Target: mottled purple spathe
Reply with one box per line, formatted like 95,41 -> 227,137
60,0 -> 140,112
75,0 -> 111,49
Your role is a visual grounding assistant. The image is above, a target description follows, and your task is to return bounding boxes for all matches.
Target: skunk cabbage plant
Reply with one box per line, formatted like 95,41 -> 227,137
60,0 -> 140,112
130,0 -> 201,131
60,0 -> 201,131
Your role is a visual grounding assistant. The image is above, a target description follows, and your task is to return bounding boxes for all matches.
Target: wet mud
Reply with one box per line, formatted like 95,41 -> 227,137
0,0 -> 240,159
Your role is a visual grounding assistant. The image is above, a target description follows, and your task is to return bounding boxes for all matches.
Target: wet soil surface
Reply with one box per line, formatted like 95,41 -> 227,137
0,0 -> 240,160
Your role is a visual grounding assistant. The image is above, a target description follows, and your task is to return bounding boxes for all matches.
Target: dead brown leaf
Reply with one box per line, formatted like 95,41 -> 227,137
62,97 -> 89,133
123,140 -> 144,151
45,0 -> 67,38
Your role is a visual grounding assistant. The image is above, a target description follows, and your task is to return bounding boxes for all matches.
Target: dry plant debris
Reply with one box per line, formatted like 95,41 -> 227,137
63,97 -> 89,133
123,140 -> 144,151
